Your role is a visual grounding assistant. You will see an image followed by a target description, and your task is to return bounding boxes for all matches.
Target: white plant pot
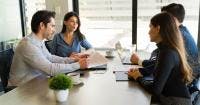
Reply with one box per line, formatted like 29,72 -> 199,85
54,89 -> 69,102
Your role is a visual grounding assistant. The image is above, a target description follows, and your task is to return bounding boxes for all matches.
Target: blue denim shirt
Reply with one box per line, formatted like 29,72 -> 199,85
179,25 -> 198,64
50,32 -> 92,57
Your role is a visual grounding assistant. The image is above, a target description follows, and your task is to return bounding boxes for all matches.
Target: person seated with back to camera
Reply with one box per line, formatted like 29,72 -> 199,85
128,12 -> 193,105
49,12 -> 93,58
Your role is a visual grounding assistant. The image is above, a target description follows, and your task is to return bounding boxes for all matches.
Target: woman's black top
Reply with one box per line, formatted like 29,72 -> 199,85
137,43 -> 191,99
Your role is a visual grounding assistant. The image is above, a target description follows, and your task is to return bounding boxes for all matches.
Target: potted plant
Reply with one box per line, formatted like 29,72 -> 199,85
49,74 -> 73,102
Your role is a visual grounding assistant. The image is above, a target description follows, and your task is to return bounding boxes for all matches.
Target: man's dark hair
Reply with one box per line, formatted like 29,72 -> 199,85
161,3 -> 185,23
31,10 -> 56,34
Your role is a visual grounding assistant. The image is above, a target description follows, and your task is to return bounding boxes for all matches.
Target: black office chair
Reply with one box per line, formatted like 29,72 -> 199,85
0,48 -> 16,93
191,85 -> 200,105
190,74 -> 200,105
189,60 -> 200,105
44,40 -> 52,52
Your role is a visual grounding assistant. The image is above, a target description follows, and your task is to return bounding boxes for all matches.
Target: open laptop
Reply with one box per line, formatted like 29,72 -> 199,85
120,53 -> 132,65
115,42 -> 151,65
120,51 -> 151,65
115,41 -> 133,65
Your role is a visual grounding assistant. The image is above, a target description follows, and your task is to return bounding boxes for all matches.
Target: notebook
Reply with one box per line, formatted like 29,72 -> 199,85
82,50 -> 108,68
67,64 -> 107,76
87,64 -> 107,70
113,71 -> 130,81
79,64 -> 107,71
113,71 -> 154,81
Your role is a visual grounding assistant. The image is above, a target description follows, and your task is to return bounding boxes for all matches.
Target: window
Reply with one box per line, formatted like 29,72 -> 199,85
79,0 -> 132,49
0,0 -> 22,50
137,0 -> 200,52
24,0 -> 46,35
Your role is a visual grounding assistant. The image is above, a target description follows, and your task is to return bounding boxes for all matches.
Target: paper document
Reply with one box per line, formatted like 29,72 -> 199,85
81,49 -> 95,55
87,51 -> 108,68
81,49 -> 108,68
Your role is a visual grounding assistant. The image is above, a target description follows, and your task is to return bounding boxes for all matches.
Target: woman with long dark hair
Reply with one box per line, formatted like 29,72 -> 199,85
128,12 -> 193,105
50,12 -> 92,57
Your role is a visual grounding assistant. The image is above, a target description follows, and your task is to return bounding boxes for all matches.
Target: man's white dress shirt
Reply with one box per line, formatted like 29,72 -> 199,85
9,33 -> 80,86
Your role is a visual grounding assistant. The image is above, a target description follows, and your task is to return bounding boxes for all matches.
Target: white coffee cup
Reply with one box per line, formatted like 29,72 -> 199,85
106,50 -> 113,57
67,73 -> 80,83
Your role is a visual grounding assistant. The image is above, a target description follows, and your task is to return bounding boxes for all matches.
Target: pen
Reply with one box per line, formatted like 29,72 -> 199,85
113,71 -> 128,74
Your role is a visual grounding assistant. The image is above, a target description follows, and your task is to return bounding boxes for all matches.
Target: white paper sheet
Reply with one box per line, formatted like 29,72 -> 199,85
87,52 -> 108,68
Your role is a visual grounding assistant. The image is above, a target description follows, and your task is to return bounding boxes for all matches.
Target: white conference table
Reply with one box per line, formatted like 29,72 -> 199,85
0,50 -> 151,105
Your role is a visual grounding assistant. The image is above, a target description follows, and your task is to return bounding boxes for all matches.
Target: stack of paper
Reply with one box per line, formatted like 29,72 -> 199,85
87,52 -> 108,68
81,49 -> 108,68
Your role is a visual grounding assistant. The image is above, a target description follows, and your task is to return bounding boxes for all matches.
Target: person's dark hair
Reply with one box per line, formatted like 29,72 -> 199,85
161,3 -> 185,23
151,12 -> 193,83
31,10 -> 56,34
61,12 -> 85,41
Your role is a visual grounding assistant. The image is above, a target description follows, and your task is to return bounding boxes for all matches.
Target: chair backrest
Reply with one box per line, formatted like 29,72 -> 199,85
0,48 -> 14,90
190,55 -> 200,105
192,91 -> 200,105
45,40 -> 52,52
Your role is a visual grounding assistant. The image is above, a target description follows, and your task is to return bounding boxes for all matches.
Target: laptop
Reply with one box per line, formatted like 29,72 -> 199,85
115,42 -> 151,65
120,54 -> 132,65
122,51 -> 151,65
115,42 -> 132,65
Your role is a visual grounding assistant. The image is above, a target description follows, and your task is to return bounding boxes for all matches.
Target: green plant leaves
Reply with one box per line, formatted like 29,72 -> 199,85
49,74 -> 73,90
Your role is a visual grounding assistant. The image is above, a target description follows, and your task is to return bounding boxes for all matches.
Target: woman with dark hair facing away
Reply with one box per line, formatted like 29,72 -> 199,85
50,12 -> 92,57
128,12 -> 193,105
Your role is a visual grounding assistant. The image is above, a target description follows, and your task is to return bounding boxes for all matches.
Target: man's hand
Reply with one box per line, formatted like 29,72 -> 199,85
130,53 -> 140,64
69,52 -> 79,61
70,52 -> 90,62
78,58 -> 88,69
78,54 -> 89,58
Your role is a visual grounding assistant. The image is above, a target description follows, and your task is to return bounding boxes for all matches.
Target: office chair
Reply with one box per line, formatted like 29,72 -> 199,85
190,75 -> 200,105
189,59 -> 200,105
44,40 -> 52,52
0,48 -> 16,93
